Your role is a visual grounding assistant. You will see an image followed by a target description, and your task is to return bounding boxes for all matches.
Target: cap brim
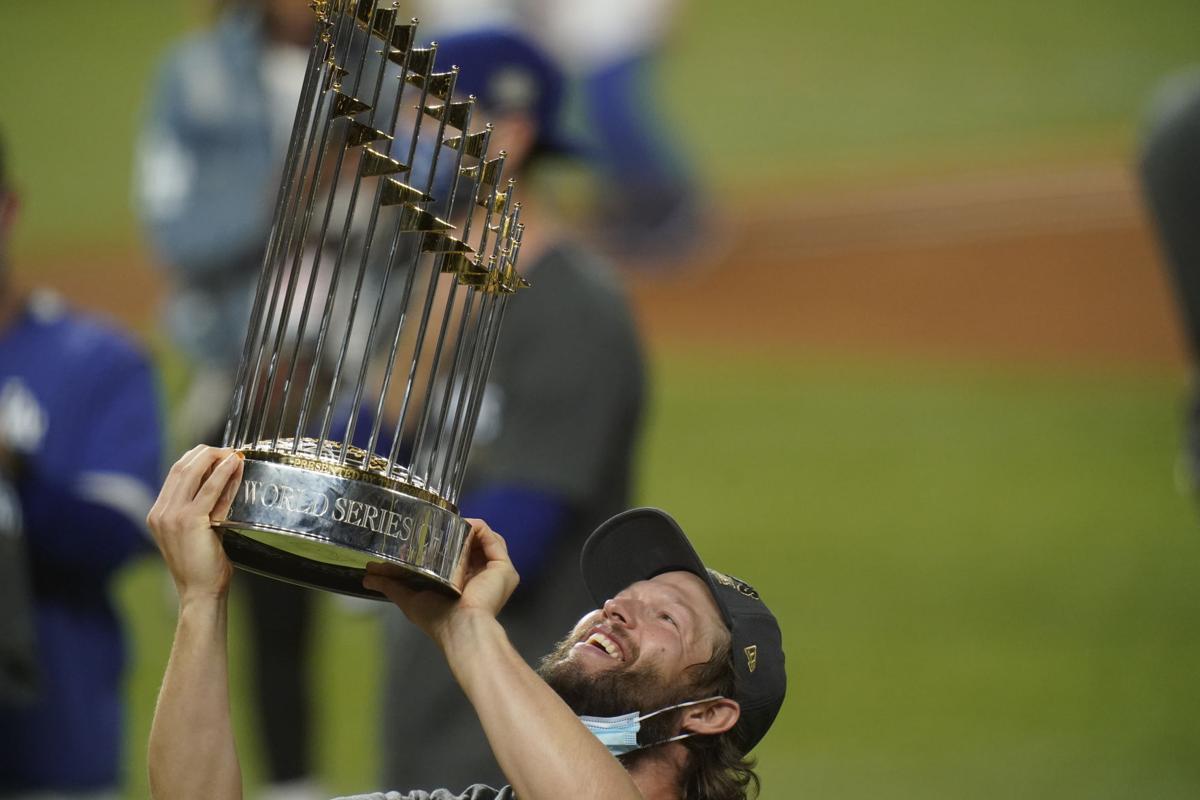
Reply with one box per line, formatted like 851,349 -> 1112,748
580,507 -> 733,629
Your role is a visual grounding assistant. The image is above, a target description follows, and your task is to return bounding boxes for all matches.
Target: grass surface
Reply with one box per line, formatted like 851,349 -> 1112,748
665,0 -> 1200,185
4,0 -> 1200,254
9,0 -> 1199,795
116,351 -> 1200,797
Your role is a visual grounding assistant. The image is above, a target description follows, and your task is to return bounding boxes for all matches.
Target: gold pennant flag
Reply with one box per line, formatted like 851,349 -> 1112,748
443,129 -> 490,159
423,101 -> 472,130
346,121 -> 392,147
394,203 -> 453,232
360,148 -> 408,176
379,180 -> 432,206
404,47 -> 436,76
477,189 -> 507,216
322,63 -> 349,92
331,91 -> 370,118
421,232 -> 474,255
406,70 -> 456,101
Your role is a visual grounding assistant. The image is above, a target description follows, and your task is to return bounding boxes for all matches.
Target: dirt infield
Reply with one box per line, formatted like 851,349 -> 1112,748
627,162 -> 1187,368
22,161 -> 1188,370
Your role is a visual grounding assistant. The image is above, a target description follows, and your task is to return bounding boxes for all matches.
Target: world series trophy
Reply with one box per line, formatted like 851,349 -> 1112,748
214,0 -> 527,599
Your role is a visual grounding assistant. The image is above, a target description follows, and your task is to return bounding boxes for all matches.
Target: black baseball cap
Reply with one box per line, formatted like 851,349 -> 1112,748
580,508 -> 786,754
430,28 -> 582,157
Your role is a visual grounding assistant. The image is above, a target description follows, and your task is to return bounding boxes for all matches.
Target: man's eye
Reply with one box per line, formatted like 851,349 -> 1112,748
660,612 -> 677,627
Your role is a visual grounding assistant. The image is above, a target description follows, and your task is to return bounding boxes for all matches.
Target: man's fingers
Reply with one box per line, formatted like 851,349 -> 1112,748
363,572 -> 417,607
168,444 -> 209,476
193,451 -> 243,519
210,456 -> 245,522
160,444 -> 211,505
475,526 -> 510,563
168,446 -> 234,506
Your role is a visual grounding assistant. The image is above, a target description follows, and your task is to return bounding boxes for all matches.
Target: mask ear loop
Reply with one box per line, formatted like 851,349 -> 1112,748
627,695 -> 727,753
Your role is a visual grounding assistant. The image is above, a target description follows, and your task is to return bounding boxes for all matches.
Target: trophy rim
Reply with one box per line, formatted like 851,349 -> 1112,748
219,526 -> 462,598
213,522 -> 460,597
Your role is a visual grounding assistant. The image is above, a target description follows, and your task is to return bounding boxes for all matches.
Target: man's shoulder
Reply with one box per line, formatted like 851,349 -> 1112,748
513,241 -> 639,339
333,785 -> 515,800
530,241 -> 626,303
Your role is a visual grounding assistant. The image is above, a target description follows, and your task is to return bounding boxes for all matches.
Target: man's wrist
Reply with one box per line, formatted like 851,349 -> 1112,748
177,587 -> 230,614
436,607 -> 505,661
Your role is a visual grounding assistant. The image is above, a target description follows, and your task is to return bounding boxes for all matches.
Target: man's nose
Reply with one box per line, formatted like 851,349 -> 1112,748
603,595 -> 637,627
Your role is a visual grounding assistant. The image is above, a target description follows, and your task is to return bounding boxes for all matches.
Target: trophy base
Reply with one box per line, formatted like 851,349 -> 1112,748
215,451 -> 471,600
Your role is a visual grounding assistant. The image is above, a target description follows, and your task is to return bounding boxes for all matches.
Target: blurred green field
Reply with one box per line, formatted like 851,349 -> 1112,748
116,352 -> 1200,797
5,0 -> 1199,796
3,0 -> 1200,255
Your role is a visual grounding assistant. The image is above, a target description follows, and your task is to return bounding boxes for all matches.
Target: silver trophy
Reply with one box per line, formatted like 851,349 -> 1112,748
214,0 -> 526,598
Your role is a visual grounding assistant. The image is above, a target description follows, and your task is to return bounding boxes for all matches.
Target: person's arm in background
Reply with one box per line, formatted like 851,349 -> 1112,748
14,338 -> 162,578
134,38 -> 276,279
457,484 -> 568,582
146,446 -> 245,800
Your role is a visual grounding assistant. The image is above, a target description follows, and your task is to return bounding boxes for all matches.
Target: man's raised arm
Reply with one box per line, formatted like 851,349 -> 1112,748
146,445 -> 245,800
365,522 -> 646,800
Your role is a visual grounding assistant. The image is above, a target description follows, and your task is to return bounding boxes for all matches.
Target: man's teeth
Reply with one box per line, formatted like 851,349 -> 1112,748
586,632 -> 620,659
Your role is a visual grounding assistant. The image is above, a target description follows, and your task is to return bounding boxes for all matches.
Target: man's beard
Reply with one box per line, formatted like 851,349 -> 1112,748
536,632 -> 698,757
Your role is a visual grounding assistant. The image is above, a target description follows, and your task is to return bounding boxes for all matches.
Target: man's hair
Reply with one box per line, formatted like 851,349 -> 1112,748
677,641 -> 761,800
619,639 -> 761,800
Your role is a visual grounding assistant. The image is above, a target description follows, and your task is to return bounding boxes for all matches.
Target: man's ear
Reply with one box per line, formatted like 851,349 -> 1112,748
679,698 -> 740,737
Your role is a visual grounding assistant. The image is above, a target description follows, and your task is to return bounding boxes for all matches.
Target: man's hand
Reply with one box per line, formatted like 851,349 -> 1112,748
146,445 -> 243,601
363,518 -> 520,647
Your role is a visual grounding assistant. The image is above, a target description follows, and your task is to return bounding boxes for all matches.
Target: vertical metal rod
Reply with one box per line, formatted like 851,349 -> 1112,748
434,206 -> 523,494
308,43 -> 439,461
426,164 -> 509,488
447,289 -> 512,501
342,77 -> 470,466
401,110 -> 483,479
418,126 -> 494,478
441,185 -> 517,493
237,3 -> 356,447
361,51 -> 442,466
249,10 -> 376,448
429,287 -> 483,492
381,70 -> 462,475
333,24 -> 424,466
271,2 -> 401,454
224,8 -> 330,446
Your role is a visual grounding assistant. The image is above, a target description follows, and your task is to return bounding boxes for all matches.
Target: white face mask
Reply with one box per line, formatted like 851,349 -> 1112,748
578,696 -> 725,756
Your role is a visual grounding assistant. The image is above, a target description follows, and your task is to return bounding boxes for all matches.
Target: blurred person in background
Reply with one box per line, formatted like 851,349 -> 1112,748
1139,68 -> 1200,494
134,2 -> 326,798
408,0 -> 703,266
0,129 -> 163,798
380,29 -> 647,790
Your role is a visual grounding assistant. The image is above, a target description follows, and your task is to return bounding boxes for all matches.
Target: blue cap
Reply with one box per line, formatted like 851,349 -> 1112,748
430,28 -> 581,157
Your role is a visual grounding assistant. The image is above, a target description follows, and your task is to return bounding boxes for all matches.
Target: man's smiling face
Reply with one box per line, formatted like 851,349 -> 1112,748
538,571 -> 730,718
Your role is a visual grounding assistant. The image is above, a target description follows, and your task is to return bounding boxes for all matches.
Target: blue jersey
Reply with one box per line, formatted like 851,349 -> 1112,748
0,292 -> 162,793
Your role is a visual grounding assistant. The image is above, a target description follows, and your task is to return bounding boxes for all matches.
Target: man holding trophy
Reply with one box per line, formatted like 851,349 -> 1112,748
140,3 -> 784,798
145,445 -> 784,800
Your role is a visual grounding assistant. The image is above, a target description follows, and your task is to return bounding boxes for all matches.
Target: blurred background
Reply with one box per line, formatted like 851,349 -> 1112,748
3,0 -> 1200,797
